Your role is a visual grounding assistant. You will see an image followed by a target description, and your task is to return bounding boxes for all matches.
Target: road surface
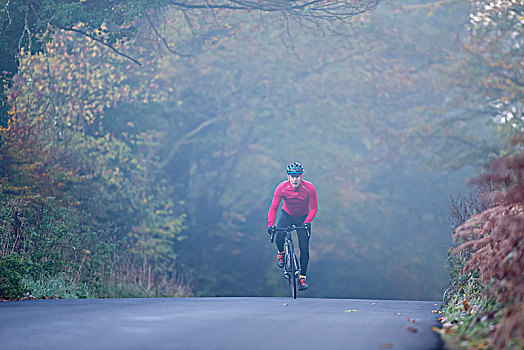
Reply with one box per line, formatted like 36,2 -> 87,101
0,297 -> 443,349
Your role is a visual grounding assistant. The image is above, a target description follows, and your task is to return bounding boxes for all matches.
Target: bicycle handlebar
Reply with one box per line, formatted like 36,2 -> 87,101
274,226 -> 302,233
269,226 -> 302,243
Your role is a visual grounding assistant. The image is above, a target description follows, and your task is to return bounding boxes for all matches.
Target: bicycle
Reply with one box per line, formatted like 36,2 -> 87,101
270,225 -> 301,299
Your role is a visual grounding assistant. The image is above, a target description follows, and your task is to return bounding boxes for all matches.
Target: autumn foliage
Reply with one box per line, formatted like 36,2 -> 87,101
450,134 -> 524,347
0,28 -> 188,298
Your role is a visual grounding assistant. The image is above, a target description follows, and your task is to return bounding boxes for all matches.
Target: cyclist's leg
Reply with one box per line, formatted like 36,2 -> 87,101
275,210 -> 294,252
296,220 -> 310,275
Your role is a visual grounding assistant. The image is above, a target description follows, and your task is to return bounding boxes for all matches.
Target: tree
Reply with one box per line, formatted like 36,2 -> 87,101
1,29 -> 187,296
464,0 -> 523,133
1,0 -> 485,300
0,0 -> 380,112
421,0 -> 523,170
135,3 -> 473,298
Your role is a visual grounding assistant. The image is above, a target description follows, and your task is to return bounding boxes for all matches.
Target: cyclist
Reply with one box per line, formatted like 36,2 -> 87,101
267,162 -> 318,291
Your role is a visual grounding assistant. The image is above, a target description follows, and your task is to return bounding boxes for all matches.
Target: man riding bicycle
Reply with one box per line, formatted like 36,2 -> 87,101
267,162 -> 318,291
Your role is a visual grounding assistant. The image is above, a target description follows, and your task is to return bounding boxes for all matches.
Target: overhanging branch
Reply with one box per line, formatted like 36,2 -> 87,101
145,13 -> 192,57
59,26 -> 142,66
167,0 -> 380,21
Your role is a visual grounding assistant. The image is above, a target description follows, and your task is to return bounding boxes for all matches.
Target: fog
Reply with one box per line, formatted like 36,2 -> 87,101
147,1 -> 476,299
3,0 -> 494,300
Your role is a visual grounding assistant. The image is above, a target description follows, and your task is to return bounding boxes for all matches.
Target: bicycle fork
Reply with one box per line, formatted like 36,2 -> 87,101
283,241 -> 300,280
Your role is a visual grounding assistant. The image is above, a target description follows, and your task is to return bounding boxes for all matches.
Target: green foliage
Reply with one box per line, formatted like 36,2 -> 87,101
440,220 -> 500,348
438,270 -> 523,350
0,0 -> 160,75
1,27 -> 189,297
0,253 -> 30,299
23,274 -> 95,299
0,189 -> 115,299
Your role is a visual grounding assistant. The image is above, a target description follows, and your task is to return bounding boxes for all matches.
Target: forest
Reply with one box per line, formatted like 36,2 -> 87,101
1,0 -> 522,347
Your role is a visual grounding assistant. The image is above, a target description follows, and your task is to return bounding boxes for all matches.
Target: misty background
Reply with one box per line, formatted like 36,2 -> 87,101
2,0 -> 516,301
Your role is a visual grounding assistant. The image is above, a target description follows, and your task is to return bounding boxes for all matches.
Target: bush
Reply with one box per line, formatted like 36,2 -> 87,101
0,254 -> 30,299
439,134 -> 524,349
0,190 -> 192,299
0,191 -> 113,299
23,274 -> 95,299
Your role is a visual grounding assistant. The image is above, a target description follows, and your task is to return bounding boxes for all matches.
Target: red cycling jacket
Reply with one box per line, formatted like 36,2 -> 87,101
267,179 -> 318,227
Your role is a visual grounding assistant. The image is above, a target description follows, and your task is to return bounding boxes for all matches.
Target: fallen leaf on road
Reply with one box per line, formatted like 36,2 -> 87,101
432,310 -> 439,313
344,309 -> 358,312
406,317 -> 416,323
283,303 -> 288,306
380,343 -> 394,348
393,312 -> 404,316
372,302 -> 377,305
406,326 -> 418,333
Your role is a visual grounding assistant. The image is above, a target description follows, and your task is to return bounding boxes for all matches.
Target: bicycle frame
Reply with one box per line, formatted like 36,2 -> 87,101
270,226 -> 301,299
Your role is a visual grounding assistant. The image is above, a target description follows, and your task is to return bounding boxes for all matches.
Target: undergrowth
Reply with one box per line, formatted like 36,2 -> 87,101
23,275 -> 95,299
0,191 -> 192,300
438,134 -> 524,349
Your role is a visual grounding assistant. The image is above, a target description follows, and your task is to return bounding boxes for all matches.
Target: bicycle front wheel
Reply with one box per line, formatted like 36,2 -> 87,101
288,246 -> 297,299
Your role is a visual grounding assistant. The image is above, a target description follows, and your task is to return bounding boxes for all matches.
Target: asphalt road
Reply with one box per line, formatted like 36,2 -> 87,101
0,297 -> 443,350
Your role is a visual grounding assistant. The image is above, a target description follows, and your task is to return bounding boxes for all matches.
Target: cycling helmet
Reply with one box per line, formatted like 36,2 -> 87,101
286,162 -> 304,175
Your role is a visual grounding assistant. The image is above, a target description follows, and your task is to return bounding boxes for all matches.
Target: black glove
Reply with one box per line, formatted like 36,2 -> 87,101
268,226 -> 276,236
303,222 -> 311,236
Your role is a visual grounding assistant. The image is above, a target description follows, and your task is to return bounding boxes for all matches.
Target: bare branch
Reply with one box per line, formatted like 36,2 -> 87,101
166,0 -> 380,22
1,0 -> 12,27
145,12 -> 192,57
182,10 -> 198,37
58,26 -> 142,66
163,116 -> 223,164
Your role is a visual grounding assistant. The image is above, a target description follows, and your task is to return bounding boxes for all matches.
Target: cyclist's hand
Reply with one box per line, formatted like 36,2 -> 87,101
303,222 -> 311,236
268,226 -> 276,236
